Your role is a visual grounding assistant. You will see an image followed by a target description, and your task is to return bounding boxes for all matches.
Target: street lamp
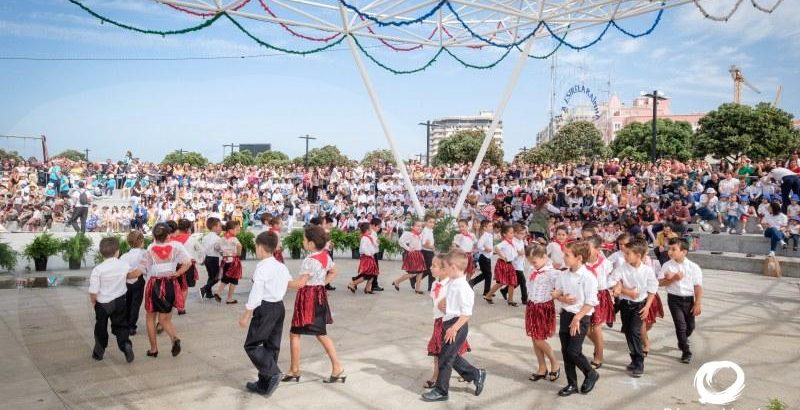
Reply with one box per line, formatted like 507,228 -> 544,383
641,90 -> 668,164
418,121 -> 431,166
298,134 -> 317,166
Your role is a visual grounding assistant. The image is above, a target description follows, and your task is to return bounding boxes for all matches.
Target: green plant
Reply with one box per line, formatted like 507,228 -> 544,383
93,234 -> 132,264
0,241 -> 17,272
23,233 -> 62,261
766,398 -> 786,410
433,216 -> 457,253
61,233 -> 93,263
237,230 -> 256,256
378,235 -> 401,258
282,229 -> 306,254
329,228 -> 349,252
344,230 -> 362,249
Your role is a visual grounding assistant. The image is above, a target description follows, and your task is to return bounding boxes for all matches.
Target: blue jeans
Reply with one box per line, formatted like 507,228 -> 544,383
764,228 -> 785,252
697,207 -> 717,221
726,215 -> 738,229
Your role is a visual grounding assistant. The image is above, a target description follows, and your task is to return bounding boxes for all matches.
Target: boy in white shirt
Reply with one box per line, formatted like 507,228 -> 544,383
421,250 -> 487,402
89,237 -> 143,362
239,231 -> 306,396
611,238 -> 658,378
658,238 -> 703,364
120,231 -> 147,336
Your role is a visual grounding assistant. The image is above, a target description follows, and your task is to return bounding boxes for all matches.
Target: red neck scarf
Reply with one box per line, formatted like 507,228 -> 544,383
362,233 -> 376,246
271,227 -> 280,234
170,232 -> 190,244
586,255 -> 605,277
310,250 -> 329,268
433,282 -> 443,299
224,231 -> 236,239
504,238 -> 514,247
530,264 -> 551,282
553,240 -> 567,252
461,230 -> 473,240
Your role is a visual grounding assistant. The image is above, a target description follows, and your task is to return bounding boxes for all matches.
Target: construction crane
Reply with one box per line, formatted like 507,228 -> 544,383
729,65 -> 761,104
773,85 -> 783,107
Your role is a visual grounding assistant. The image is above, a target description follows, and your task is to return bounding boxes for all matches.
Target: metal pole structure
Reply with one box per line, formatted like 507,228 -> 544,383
84,148 -> 90,162
651,90 -> 658,164
339,4 -> 425,218
426,121 -> 431,166
452,37 -> 535,218
299,134 -> 316,166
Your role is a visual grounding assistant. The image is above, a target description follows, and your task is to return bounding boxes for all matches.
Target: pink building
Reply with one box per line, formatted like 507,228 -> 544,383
599,95 -> 705,143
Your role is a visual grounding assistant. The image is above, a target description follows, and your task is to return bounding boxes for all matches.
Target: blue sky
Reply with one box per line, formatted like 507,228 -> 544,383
1,0 -> 798,163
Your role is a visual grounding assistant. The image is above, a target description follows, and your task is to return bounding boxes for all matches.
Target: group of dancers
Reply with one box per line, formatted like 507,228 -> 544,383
87,215 -> 703,401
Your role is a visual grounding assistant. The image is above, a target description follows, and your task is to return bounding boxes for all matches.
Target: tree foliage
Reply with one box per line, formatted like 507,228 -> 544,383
694,103 -> 800,162
223,149 -> 256,166
296,145 -> 350,167
610,119 -> 695,162
255,150 -> 290,166
0,149 -> 22,163
161,150 -> 208,167
53,149 -> 86,162
521,121 -> 607,164
361,149 -> 396,166
432,129 -> 504,166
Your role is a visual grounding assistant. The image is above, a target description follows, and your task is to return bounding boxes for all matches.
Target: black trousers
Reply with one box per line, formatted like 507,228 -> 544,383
559,310 -> 592,387
201,256 -> 220,296
435,319 -> 479,395
411,250 -> 435,291
469,255 -> 493,296
94,294 -> 131,352
68,206 -> 88,233
244,301 -> 285,379
667,294 -> 696,353
782,175 -> 800,213
620,299 -> 646,371
125,276 -> 145,331
500,270 -> 528,303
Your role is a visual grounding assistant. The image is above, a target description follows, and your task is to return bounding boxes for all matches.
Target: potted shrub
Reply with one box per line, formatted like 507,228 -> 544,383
433,216 -> 457,253
93,234 -> 131,264
23,233 -> 62,272
237,230 -> 256,260
61,233 -> 93,270
0,241 -> 17,273
378,235 -> 401,260
282,229 -> 305,259
328,228 -> 348,256
345,230 -> 362,259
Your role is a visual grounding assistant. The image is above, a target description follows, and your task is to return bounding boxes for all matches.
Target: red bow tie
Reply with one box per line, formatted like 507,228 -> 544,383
433,282 -> 442,299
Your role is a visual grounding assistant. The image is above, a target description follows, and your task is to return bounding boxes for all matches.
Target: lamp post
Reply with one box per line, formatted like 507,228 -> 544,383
84,148 -> 90,162
298,134 -> 316,166
641,90 -> 668,164
418,121 -> 431,166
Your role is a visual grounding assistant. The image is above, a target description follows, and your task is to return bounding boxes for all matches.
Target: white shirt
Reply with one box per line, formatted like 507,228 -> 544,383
201,233 -> 222,258
526,263 -> 558,304
768,167 -> 795,181
245,257 -> 292,310
430,277 -> 451,319
477,232 -> 494,259
611,262 -> 658,303
495,240 -> 516,262
607,250 -> 625,270
546,241 -> 567,268
555,266 -> 599,314
359,234 -> 378,256
763,213 -> 788,229
585,255 -> 614,290
120,248 -> 147,285
453,232 -> 476,253
300,251 -> 334,286
659,258 -> 703,297
88,258 -> 130,303
421,227 -> 435,251
512,238 -> 526,270
443,276 -> 475,321
399,231 -> 423,251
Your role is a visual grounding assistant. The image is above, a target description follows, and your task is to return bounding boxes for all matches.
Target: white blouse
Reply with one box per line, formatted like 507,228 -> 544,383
526,264 -> 559,304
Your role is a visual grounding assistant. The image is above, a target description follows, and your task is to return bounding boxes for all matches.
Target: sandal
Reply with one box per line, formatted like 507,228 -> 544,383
226,300 -> 238,304
483,296 -> 494,305
347,284 -> 356,293
508,302 -> 519,307
548,368 -> 561,382
415,291 -> 424,295
591,361 -> 603,369
529,373 -> 547,382
392,282 -> 400,292
423,380 -> 436,389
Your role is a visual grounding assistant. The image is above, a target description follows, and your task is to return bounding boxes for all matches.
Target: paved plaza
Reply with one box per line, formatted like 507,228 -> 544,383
1,256 -> 799,410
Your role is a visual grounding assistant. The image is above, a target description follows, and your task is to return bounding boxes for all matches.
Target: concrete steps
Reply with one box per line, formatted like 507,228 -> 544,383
689,250 -> 799,278
690,232 -> 797,258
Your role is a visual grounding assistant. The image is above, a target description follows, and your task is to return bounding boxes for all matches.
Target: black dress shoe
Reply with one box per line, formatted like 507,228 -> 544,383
325,284 -> 336,291
129,329 -> 137,336
171,339 -> 181,357
246,381 -> 268,395
372,286 -> 384,292
123,343 -> 135,363
421,389 -> 449,402
92,345 -> 104,361
265,373 -> 281,396
558,385 -> 578,397
474,369 -> 487,396
581,370 -> 599,394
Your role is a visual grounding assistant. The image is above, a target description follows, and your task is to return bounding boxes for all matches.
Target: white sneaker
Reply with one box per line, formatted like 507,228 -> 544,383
700,222 -> 710,232
757,225 -> 764,232
780,240 -> 787,249
768,251 -> 775,257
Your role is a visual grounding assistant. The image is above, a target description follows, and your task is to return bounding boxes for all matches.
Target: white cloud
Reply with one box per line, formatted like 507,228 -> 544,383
675,0 -> 800,44
616,38 -> 642,54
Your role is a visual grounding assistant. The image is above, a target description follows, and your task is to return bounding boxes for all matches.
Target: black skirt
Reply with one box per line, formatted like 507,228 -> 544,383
290,302 -> 329,336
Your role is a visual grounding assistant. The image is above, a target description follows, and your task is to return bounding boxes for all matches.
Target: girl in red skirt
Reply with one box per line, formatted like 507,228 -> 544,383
214,221 -> 243,304
641,253 -> 664,356
424,254 -> 471,389
170,218 -> 201,315
585,235 -> 614,368
283,225 -> 345,383
392,221 -> 427,294
524,244 -> 560,382
267,216 -> 285,264
485,224 -> 519,306
144,223 -> 192,358
348,222 -> 379,294
452,219 -> 477,279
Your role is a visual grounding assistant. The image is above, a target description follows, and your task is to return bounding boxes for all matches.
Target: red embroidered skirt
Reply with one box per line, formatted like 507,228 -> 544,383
591,290 -> 615,326
645,293 -> 664,325
494,260 -> 517,287
291,285 -> 333,335
427,318 -> 471,356
222,256 -> 242,280
402,250 -> 426,273
525,300 -> 556,340
144,276 -> 185,313
274,249 -> 284,264
464,252 -> 476,276
358,255 -> 380,277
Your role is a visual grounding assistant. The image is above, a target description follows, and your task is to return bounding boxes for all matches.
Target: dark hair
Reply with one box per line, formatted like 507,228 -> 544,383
555,224 -> 569,234
526,243 -> 546,259
359,222 -> 371,234
269,217 -> 282,227
224,220 -> 240,232
177,218 -> 193,232
153,223 -> 171,242
99,236 -> 120,258
770,202 -> 782,216
256,231 -> 278,254
304,225 -> 329,250
624,238 -> 649,257
499,223 -> 514,236
586,235 -> 603,249
206,217 -> 221,231
127,230 -> 144,248
566,240 -> 590,262
370,217 -> 382,226
309,216 -> 322,226
166,220 -> 178,233
260,213 -> 271,224
667,237 -> 690,252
